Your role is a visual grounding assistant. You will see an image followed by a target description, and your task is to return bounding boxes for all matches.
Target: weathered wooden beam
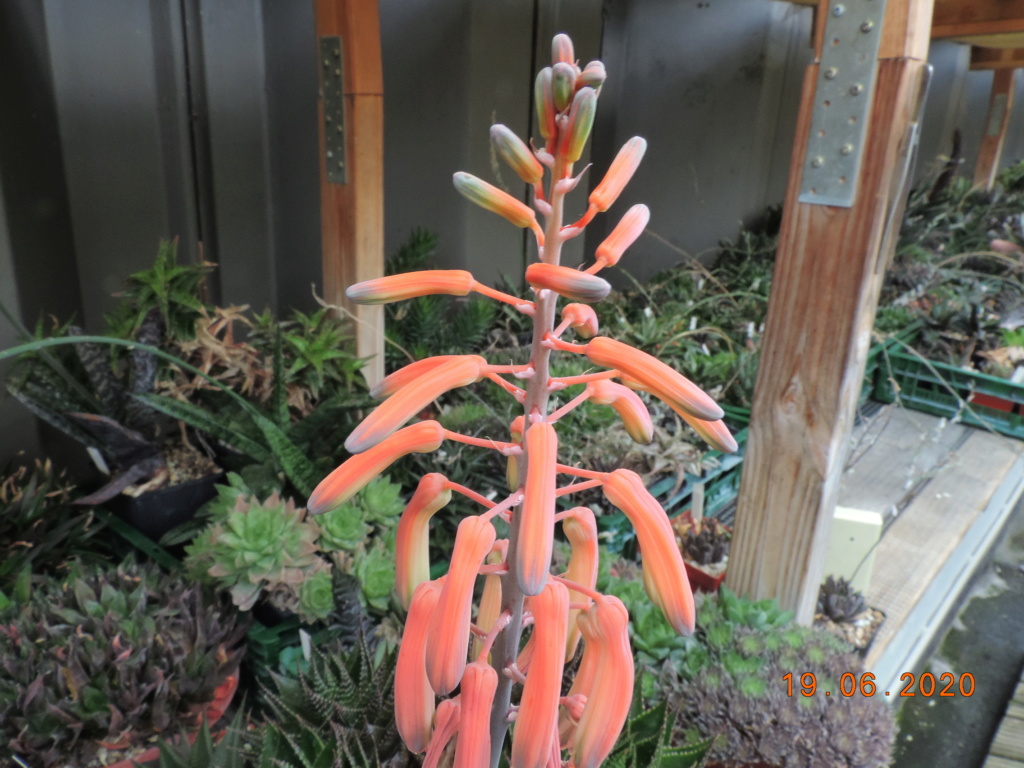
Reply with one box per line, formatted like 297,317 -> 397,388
971,46 -> 1024,71
314,0 -> 385,387
728,0 -> 933,623
932,0 -> 1024,41
974,68 -> 1016,189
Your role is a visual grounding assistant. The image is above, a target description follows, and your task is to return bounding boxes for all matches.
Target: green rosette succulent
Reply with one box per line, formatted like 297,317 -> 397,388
319,501 -> 372,552
358,475 -> 404,525
298,560 -> 336,622
355,537 -> 397,611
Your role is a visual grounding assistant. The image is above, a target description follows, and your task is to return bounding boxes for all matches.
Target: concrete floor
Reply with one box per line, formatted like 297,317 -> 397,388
892,494 -> 1024,768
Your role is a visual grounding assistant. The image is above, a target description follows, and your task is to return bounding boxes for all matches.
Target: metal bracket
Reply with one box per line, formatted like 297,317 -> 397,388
321,36 -> 346,185
798,0 -> 888,207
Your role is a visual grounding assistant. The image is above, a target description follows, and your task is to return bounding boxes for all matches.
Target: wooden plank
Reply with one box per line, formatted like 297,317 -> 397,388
862,427 -> 1022,670
974,69 -> 1016,190
972,47 -> 1024,70
983,755 -> 1024,768
729,0 -> 933,623
992,723 -> 1024,761
315,0 -> 385,387
933,0 -> 1024,41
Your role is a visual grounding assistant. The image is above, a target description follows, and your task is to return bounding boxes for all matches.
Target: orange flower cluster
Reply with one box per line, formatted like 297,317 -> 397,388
308,33 -> 736,768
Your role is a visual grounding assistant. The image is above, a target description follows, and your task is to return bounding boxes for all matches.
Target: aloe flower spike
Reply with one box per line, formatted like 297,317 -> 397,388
395,473 -> 452,609
395,580 -> 443,752
345,356 -> 486,453
426,515 -> 497,695
308,421 -> 446,514
602,469 -> 695,635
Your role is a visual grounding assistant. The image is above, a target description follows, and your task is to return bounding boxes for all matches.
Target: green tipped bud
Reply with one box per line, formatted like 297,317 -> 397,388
563,87 -> 597,164
552,33 -> 574,65
579,60 -> 607,90
535,67 -> 556,141
491,124 -> 543,184
552,62 -> 577,112
453,172 -> 537,229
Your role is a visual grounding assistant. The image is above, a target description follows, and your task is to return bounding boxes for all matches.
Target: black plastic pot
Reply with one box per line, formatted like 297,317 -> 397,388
107,473 -> 223,541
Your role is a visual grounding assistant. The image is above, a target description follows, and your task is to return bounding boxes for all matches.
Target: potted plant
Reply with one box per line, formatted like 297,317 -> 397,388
0,555 -> 248,767
673,485 -> 731,592
815,575 -> 886,655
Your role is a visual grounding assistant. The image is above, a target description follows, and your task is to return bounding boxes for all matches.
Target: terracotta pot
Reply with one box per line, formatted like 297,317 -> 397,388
685,559 -> 727,593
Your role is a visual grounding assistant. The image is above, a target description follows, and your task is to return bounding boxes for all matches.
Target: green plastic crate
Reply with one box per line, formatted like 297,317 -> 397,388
874,349 -> 1024,440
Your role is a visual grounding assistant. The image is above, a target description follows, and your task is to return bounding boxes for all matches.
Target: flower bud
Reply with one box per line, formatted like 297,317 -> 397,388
395,580 -> 442,752
589,137 -> 646,212
426,515 -> 497,695
491,124 -> 544,184
453,172 -> 538,229
595,204 -> 650,268
347,270 -> 475,305
308,421 -> 446,514
535,67 -> 557,141
552,62 -> 577,112
563,87 -> 597,164
561,303 -> 599,338
578,60 -> 606,90
668,403 -> 739,454
526,263 -> 610,304
472,541 -> 506,659
395,474 -> 452,609
422,697 -> 460,768
587,379 -> 654,444
561,506 -> 598,660
517,421 -> 558,595
455,660 -> 498,768
346,356 -> 485,453
552,33 -> 574,65
507,415 -> 525,490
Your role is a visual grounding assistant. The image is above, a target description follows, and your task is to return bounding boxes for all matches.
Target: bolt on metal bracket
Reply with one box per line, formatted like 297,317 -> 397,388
798,0 -> 888,208
321,36 -> 346,185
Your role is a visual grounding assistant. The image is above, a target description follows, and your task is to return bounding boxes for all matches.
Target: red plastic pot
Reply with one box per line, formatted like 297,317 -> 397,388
685,559 -> 727,593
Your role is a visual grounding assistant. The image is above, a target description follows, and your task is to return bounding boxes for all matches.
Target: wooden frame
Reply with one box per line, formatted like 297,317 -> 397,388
974,68 -> 1016,189
314,0 -> 385,387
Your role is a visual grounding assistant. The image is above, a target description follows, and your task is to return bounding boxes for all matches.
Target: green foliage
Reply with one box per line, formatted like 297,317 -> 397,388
0,460 -> 111,592
603,687 -> 714,768
105,239 -> 213,341
0,556 -> 247,768
254,638 -> 413,768
157,710 -> 251,768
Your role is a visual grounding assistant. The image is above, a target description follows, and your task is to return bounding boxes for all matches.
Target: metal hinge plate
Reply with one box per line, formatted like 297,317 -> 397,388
321,36 -> 346,185
798,0 -> 888,208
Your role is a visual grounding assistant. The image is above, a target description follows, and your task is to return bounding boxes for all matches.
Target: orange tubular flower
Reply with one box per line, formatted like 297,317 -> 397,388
561,506 -> 598,660
507,415 -> 525,491
561,303 -> 599,338
371,356 -> 459,399
517,421 -> 558,596
577,60 -> 606,90
426,515 -> 497,695
422,697 -> 461,768
586,379 -> 653,444
669,403 -> 739,454
308,421 -> 446,514
558,623 -> 599,748
453,172 -> 539,230
588,137 -> 647,212
512,580 -> 570,768
571,596 -> 634,768
584,336 -> 723,422
526,263 -> 610,304
395,580 -> 443,753
345,356 -> 486,453
472,541 -> 506,659
455,660 -> 498,768
595,204 -> 650,268
346,270 -> 475,305
552,32 -> 574,65
395,474 -> 452,609
602,469 -> 695,636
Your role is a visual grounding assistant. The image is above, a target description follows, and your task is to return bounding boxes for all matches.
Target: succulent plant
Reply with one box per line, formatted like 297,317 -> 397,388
817,575 -> 868,623
675,516 -> 731,566
0,460 -> 111,598
0,556 -> 247,767
254,637 -> 413,768
156,710 -> 251,768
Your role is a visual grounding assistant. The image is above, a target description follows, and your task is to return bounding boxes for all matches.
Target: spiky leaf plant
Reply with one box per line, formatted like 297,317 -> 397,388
255,638 -> 413,768
156,710 -> 251,768
0,556 -> 248,768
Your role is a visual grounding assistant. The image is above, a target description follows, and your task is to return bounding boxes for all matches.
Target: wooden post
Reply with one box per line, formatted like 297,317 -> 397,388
314,0 -> 385,387
728,0 -> 934,623
973,67 -> 1016,190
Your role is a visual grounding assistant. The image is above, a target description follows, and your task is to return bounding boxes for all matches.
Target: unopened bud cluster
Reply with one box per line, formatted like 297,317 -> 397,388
308,32 -> 737,768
